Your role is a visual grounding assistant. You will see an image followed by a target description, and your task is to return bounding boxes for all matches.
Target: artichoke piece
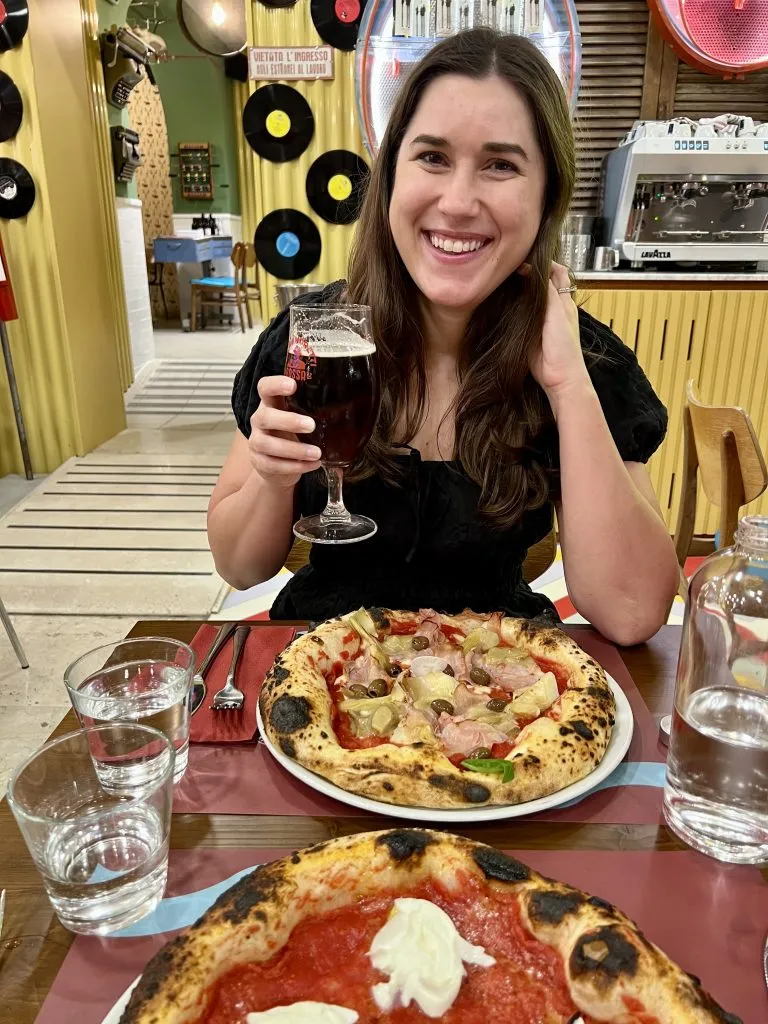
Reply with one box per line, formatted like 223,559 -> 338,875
512,672 -> 558,712
371,705 -> 399,736
462,627 -> 500,655
338,693 -> 401,738
403,671 -> 457,712
344,608 -> 392,671
381,634 -> 416,658
484,645 -> 537,669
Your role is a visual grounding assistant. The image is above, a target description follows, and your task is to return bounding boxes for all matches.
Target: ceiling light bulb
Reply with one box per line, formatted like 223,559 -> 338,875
211,2 -> 227,26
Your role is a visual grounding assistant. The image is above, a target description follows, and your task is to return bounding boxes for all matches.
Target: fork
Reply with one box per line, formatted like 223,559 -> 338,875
212,624 -> 249,711
763,932 -> 768,994
190,622 -> 237,715
0,889 -> 5,939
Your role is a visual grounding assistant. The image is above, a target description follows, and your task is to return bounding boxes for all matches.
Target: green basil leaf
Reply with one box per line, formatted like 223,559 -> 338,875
460,758 -> 515,784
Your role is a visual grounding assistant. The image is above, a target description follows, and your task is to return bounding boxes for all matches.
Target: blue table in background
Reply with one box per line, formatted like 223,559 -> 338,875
152,235 -> 234,328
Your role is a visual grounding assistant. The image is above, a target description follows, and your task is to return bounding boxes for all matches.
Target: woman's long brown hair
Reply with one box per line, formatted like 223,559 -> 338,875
346,27 -> 576,528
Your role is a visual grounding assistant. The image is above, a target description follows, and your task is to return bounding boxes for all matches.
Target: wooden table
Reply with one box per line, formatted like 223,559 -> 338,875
0,623 -> 713,1022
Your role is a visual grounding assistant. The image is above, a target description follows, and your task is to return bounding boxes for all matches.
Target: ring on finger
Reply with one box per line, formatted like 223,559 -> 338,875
557,285 -> 577,295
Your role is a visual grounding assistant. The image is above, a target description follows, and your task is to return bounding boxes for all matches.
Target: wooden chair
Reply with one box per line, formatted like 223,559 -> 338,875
244,243 -> 261,306
283,528 -> 558,586
145,245 -> 168,320
674,379 -> 768,572
190,242 -> 253,333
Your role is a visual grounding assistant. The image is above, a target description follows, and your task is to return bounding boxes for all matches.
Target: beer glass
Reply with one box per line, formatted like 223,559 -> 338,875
285,304 -> 378,543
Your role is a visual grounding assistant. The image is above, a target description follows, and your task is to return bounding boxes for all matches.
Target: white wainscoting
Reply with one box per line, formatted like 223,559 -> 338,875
115,197 -> 155,374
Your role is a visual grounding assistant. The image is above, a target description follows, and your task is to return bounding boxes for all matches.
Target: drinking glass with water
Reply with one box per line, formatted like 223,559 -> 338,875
664,514 -> 768,864
7,723 -> 174,934
64,637 -> 195,786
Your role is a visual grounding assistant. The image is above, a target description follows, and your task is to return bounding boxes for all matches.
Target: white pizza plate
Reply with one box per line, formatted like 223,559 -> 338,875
102,978 -> 138,1023
257,674 -> 633,823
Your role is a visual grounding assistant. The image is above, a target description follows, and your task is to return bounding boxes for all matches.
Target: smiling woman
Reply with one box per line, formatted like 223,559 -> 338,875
207,28 -> 679,644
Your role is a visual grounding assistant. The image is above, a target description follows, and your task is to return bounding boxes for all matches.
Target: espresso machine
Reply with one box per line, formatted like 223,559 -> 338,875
600,116 -> 768,269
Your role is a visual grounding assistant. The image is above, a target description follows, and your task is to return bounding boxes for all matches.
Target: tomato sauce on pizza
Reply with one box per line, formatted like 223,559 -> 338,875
204,875 -> 584,1024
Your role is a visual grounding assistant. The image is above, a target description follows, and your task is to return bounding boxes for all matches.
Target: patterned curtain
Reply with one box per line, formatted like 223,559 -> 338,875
127,76 -> 180,319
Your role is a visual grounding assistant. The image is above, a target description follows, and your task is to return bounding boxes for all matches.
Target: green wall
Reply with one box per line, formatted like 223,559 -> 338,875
152,2 -> 240,215
97,0 -> 240,214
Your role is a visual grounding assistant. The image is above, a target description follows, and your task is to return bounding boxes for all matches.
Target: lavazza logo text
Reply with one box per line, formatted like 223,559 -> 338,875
641,248 -> 671,259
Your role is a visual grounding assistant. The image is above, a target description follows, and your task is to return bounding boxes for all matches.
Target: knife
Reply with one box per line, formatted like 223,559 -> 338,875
190,622 -> 237,715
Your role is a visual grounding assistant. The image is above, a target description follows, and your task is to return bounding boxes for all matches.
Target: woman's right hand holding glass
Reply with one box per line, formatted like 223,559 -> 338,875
248,375 -> 322,488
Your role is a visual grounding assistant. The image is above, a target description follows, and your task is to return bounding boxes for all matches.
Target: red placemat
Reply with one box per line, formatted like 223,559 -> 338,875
37,845 -> 767,1024
189,624 -> 296,744
173,630 -> 668,822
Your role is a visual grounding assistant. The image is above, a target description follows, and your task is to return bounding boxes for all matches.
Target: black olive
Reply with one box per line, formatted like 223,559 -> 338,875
387,662 -> 402,676
431,699 -> 455,716
443,664 -> 455,677
347,684 -> 368,699
469,746 -> 492,760
411,635 -> 430,651
368,678 -> 389,698
470,667 -> 491,686
486,698 -> 510,712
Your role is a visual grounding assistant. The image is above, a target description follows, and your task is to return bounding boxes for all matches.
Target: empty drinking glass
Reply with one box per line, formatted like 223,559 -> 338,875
7,723 -> 174,934
64,637 -> 195,786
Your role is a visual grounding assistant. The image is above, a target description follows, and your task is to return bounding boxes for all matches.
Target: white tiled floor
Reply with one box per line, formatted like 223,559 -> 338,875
0,324 -> 260,789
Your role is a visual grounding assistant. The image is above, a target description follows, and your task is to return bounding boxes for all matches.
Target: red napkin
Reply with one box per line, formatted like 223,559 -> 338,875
189,624 -> 297,744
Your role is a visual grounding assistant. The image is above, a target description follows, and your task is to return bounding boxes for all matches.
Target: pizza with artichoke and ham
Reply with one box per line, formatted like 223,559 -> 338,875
120,829 -> 741,1024
258,608 -> 617,808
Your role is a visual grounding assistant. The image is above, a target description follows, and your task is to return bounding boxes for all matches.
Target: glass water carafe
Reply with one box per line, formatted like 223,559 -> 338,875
664,514 -> 768,864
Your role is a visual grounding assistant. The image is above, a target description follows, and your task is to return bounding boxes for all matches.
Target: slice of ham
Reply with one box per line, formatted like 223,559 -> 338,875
415,609 -> 445,647
432,643 -> 467,679
437,714 -> 509,757
346,652 -> 378,687
470,650 -> 542,693
452,683 -> 489,715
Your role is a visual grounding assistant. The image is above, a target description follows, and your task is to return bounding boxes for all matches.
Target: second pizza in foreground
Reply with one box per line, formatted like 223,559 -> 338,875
259,608 -> 617,808
121,829 -> 739,1024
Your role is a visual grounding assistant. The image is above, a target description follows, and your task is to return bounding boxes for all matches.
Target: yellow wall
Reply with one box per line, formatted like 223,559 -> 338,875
0,0 -> 128,477
240,3 -> 365,324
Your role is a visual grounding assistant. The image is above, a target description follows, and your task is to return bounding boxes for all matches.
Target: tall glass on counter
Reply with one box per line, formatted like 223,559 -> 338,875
664,514 -> 768,864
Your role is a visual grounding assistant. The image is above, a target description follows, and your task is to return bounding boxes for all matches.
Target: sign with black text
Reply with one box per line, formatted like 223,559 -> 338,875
249,46 -> 334,82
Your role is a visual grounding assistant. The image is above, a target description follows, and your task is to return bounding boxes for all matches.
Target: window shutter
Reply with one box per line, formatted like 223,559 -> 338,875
673,63 -> 768,122
571,1 -> 650,214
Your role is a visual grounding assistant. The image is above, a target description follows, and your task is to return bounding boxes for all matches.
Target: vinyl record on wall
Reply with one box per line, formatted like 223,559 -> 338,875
0,0 -> 28,52
254,209 -> 322,279
242,85 -> 315,163
306,149 -> 369,224
311,0 -> 368,52
0,158 -> 35,219
0,72 -> 23,142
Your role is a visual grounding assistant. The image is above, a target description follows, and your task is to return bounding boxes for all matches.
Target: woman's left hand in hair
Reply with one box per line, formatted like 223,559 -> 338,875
529,262 -> 592,408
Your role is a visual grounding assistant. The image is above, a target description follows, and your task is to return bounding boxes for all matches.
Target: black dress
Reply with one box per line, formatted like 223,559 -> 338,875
232,283 -> 668,622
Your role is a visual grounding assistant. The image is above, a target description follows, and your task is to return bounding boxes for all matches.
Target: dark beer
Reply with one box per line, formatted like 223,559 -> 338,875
285,330 -> 378,466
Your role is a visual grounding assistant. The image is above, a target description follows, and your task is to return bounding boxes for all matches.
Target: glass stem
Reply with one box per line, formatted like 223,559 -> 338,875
320,465 -> 352,524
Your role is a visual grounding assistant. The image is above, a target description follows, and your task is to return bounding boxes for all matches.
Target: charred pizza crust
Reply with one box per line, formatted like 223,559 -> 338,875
121,829 -> 739,1024
259,608 -> 616,808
